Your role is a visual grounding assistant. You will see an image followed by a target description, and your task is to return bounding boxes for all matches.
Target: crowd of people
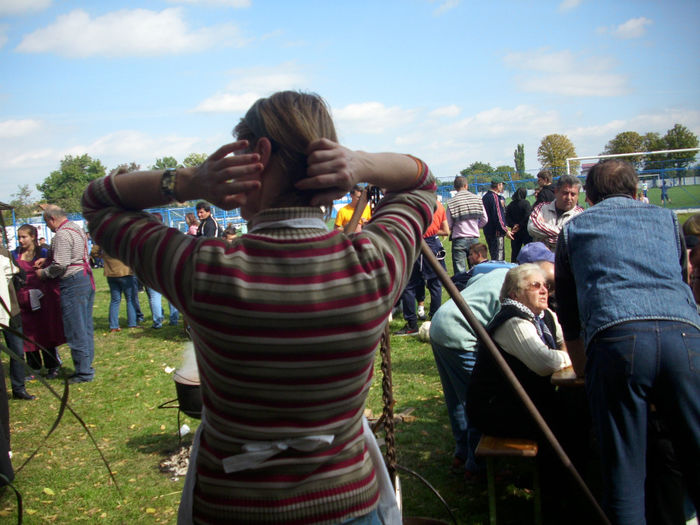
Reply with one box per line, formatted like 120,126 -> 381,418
0,89 -> 697,524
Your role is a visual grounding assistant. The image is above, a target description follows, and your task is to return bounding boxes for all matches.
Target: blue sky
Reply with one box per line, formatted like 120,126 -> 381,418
1,0 -> 699,201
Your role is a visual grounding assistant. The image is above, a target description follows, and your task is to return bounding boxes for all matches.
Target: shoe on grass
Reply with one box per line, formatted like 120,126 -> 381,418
393,324 -> 418,336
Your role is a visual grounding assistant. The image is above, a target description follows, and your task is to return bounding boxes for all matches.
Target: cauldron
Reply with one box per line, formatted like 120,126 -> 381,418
173,341 -> 201,419
173,376 -> 202,419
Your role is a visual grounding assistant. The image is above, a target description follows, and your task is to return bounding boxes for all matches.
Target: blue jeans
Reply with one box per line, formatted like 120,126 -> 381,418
59,273 -> 95,380
146,288 -> 164,328
131,276 -> 144,322
107,276 -> 137,329
431,342 -> 481,472
169,302 -> 179,326
146,288 -> 179,327
2,315 -> 27,392
340,507 -> 381,525
451,237 -> 479,275
485,234 -> 504,261
586,320 -> 700,525
401,253 -> 445,326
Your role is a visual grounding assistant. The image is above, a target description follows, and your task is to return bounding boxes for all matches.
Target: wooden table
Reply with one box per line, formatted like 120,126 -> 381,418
551,366 -> 585,387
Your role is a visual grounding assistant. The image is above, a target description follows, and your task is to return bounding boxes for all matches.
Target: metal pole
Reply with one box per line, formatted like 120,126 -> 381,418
419,240 -> 611,525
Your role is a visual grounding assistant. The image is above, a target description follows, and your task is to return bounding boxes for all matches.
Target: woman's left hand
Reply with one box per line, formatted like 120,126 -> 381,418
187,141 -> 263,210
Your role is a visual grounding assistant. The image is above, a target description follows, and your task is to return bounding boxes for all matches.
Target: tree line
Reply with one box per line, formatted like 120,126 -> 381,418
459,123 -> 699,182
5,123 -> 699,218
6,153 -> 209,218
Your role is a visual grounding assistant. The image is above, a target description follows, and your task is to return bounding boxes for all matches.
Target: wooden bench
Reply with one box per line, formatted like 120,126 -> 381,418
475,435 -> 542,525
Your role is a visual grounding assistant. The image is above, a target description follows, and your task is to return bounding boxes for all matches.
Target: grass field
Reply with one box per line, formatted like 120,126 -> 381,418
1,200 -> 697,524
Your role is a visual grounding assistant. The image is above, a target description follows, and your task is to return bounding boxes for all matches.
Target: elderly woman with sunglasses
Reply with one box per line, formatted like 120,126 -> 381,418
467,263 -> 571,440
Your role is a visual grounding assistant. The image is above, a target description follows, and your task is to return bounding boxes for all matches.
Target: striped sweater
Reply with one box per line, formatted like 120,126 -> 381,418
82,163 -> 436,524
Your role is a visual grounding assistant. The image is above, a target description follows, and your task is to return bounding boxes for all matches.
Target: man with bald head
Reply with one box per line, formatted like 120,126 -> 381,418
37,205 -> 95,384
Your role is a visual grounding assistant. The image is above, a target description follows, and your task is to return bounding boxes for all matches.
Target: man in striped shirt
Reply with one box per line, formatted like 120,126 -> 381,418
38,206 -> 95,384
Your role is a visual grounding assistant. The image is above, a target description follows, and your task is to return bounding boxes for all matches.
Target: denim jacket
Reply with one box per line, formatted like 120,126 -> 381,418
555,196 -> 700,347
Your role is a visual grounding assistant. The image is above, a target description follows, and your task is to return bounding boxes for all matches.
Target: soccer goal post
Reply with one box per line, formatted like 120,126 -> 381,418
565,147 -> 700,175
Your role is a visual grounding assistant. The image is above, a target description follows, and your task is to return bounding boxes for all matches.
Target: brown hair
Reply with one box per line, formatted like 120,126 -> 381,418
468,242 -> 488,259
683,213 -> 700,236
537,169 -> 553,184
584,159 -> 638,204
17,224 -> 39,259
233,91 -> 338,208
185,212 -> 199,227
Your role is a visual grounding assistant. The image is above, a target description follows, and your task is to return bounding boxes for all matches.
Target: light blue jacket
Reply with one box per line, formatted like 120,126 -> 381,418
556,196 -> 700,347
430,268 -> 509,351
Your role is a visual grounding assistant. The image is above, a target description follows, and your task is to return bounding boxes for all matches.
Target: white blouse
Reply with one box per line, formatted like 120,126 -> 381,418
492,308 -> 572,376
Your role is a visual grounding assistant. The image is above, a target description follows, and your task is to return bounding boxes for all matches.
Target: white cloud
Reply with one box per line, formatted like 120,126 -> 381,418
194,92 -> 261,113
16,8 -> 247,58
0,0 -> 51,16
165,0 -> 250,6
0,24 -> 7,49
66,130 -> 204,162
193,63 -> 309,113
349,103 -> 560,179
432,0 -> 461,16
598,17 -> 652,39
558,0 -> 582,12
429,105 -> 461,118
0,119 -> 42,138
504,48 -> 629,96
334,102 -> 416,135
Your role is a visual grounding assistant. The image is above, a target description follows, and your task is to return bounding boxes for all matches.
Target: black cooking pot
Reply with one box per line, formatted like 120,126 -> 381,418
174,379 -> 202,420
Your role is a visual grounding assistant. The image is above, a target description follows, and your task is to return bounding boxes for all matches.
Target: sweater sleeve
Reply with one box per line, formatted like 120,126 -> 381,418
81,175 -> 198,313
356,159 -> 436,306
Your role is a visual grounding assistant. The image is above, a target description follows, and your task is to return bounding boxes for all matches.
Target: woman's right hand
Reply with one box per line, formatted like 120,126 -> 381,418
187,141 -> 263,210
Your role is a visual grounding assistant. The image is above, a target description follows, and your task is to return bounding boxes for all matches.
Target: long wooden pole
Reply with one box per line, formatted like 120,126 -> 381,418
419,241 -> 610,525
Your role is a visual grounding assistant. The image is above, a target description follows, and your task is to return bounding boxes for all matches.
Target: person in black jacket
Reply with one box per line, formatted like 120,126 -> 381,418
505,187 -> 532,262
481,177 -> 513,261
534,169 -> 555,206
195,202 -> 220,237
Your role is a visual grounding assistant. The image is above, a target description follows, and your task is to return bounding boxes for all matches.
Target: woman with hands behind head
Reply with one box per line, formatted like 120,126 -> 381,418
83,91 -> 436,524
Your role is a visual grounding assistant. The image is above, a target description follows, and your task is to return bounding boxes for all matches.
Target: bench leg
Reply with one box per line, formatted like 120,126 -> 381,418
486,456 -> 496,525
533,462 -> 542,525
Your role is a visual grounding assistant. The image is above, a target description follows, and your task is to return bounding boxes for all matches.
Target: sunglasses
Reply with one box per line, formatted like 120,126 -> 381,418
525,281 -> 552,292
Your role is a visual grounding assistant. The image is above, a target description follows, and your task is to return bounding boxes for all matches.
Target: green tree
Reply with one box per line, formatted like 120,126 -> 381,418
151,156 -> 180,170
494,165 -> 515,176
183,153 -> 208,168
2,184 -> 38,222
109,162 -> 140,176
460,162 -> 494,176
537,134 -> 579,174
602,131 -> 645,166
663,124 -> 699,167
642,125 -> 699,175
459,162 -> 494,193
514,144 -> 525,179
37,154 -> 106,213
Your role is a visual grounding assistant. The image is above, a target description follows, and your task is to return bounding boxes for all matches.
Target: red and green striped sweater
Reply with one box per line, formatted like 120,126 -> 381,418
82,161 -> 436,524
